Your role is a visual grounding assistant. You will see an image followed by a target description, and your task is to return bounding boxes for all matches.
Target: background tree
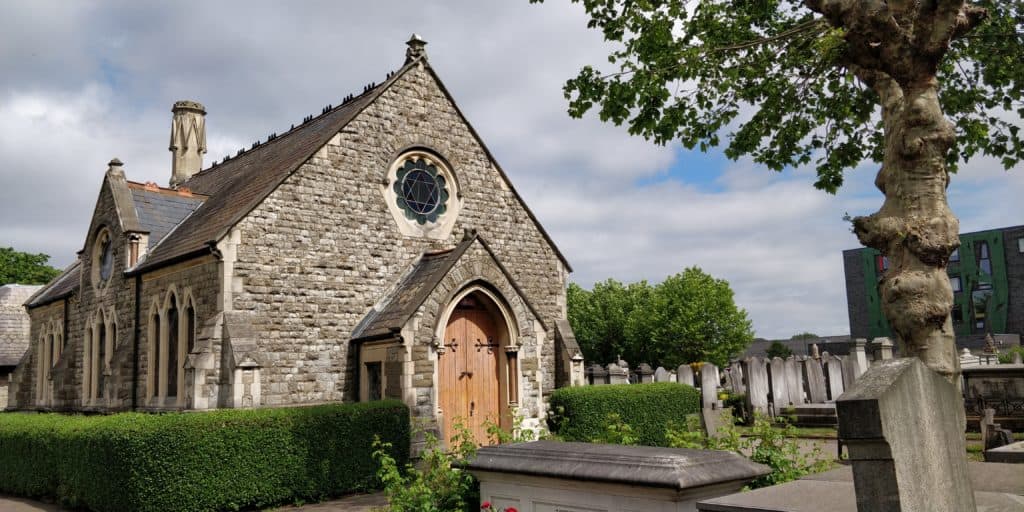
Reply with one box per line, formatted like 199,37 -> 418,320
534,0 -> 1023,381
649,267 -> 754,367
790,332 -> 820,341
0,247 -> 61,285
766,341 -> 794,359
568,267 -> 753,367
567,280 -> 653,364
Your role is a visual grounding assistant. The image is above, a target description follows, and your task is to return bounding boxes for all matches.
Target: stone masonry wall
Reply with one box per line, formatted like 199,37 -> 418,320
136,257 -> 220,409
1002,226 -> 1024,337
407,240 -> 542,421
231,63 -> 567,408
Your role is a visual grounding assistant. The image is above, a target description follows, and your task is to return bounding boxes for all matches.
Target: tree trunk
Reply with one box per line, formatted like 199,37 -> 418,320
804,0 -> 987,384
853,76 -> 961,383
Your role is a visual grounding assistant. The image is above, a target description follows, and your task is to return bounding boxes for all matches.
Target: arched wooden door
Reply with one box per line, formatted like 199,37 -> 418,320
439,294 -> 500,446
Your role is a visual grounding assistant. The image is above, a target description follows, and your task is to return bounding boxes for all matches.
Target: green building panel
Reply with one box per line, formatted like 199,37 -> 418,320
858,228 -> 1009,339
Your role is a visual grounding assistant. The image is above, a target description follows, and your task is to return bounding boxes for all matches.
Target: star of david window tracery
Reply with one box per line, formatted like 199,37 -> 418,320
394,158 -> 449,224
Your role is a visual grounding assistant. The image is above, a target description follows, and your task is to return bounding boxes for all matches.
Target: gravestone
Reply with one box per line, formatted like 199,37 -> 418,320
824,354 -> 845,401
654,366 -> 672,382
742,357 -> 770,416
803,357 -> 828,403
701,363 -> 721,410
677,364 -> 695,387
960,348 -> 981,368
837,358 -> 975,512
844,339 -> 870,390
729,361 -> 746,394
607,363 -> 629,385
785,356 -> 806,405
769,357 -> 791,409
636,363 -> 655,383
871,337 -> 894,362
587,363 -> 609,385
1013,352 -> 1023,365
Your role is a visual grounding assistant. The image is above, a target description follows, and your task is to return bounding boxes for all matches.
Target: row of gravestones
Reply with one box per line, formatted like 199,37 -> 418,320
583,338 -> 895,414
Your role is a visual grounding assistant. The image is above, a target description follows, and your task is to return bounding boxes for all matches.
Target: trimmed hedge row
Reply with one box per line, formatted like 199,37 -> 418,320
547,382 -> 700,446
0,400 -> 410,512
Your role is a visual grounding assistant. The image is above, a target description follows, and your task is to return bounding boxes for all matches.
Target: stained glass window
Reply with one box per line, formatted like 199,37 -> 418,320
394,158 -> 448,224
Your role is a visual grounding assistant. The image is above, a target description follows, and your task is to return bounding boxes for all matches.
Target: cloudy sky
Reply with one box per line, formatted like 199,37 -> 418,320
1,1 -> 1021,339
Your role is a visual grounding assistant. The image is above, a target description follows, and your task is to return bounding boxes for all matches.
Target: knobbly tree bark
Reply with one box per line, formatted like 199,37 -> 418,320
806,0 -> 987,382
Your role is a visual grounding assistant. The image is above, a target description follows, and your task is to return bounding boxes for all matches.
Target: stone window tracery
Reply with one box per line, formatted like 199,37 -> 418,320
383,150 -> 461,240
148,290 -> 195,407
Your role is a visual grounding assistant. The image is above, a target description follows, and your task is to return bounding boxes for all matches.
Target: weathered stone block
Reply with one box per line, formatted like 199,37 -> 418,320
837,358 -> 975,512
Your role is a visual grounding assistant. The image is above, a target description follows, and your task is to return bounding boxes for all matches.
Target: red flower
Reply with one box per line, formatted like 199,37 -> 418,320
505,508 -> 518,512
481,502 -> 491,510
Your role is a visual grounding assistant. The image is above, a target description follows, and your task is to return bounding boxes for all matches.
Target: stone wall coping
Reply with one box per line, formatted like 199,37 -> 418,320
464,441 -> 769,491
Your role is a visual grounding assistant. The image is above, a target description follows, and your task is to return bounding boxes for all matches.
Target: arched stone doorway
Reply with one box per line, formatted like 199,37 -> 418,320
437,286 -> 518,446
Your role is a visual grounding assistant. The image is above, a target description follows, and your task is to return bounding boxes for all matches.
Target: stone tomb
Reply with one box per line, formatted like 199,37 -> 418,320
742,357 -> 770,416
700,363 -> 720,410
769,357 -> 790,409
467,441 -> 768,512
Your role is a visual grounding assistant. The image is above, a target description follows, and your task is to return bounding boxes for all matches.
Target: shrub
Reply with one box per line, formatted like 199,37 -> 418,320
547,382 -> 700,446
665,412 -> 832,489
0,401 -> 410,512
374,422 -> 479,512
998,346 -> 1024,364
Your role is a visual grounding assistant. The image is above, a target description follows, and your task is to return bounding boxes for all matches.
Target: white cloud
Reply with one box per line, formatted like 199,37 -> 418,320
0,1 -> 1019,342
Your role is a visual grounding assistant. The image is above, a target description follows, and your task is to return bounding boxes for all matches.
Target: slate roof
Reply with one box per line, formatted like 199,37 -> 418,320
351,232 -> 548,342
25,261 -> 81,308
351,238 -> 474,341
128,184 -> 206,249
132,62 -> 412,273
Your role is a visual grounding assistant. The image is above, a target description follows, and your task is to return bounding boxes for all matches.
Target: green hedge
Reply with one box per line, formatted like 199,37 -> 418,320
0,400 -> 410,512
547,382 -> 700,446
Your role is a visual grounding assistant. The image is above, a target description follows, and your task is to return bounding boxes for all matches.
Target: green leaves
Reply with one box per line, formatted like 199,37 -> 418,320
568,267 -> 754,368
0,402 -> 411,512
543,0 -> 1024,192
0,247 -> 61,285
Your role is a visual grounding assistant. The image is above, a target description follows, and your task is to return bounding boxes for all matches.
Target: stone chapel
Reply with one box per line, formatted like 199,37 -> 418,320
9,36 -> 585,443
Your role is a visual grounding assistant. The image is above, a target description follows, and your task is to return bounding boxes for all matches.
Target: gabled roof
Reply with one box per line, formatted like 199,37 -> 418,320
351,231 -> 547,342
25,260 -> 81,308
127,182 -> 206,249
132,52 -> 571,274
132,62 -> 413,273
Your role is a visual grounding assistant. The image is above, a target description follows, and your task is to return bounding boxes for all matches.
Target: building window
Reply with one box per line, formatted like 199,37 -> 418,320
166,296 -> 179,399
149,310 -> 160,398
950,276 -> 962,293
950,248 -> 960,262
952,308 -> 963,324
186,303 -> 196,354
1018,238 -> 1024,253
91,228 -> 115,289
394,157 -> 449,224
365,362 -> 382,401
97,321 -> 107,400
978,242 -> 992,275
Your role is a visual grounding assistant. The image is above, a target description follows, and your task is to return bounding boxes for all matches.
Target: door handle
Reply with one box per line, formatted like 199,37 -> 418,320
459,371 -> 473,379
470,401 -> 475,417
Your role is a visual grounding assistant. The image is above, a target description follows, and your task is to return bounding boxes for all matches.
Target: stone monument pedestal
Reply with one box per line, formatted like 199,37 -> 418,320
836,358 -> 975,512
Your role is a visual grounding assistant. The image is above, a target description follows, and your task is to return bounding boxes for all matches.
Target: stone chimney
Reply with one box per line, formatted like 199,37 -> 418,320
169,100 -> 207,188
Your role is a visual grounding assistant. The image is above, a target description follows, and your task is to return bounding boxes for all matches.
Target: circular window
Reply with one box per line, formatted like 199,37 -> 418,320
99,237 -> 113,281
91,228 -> 115,289
394,158 -> 449,224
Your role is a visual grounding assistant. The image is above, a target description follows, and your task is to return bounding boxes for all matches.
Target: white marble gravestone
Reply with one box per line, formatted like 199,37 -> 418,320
769,357 -> 791,409
742,357 -> 770,416
677,364 -> 695,387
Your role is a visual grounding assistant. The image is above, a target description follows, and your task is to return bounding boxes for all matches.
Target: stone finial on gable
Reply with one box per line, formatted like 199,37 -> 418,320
406,33 -> 428,62
107,158 -> 125,177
